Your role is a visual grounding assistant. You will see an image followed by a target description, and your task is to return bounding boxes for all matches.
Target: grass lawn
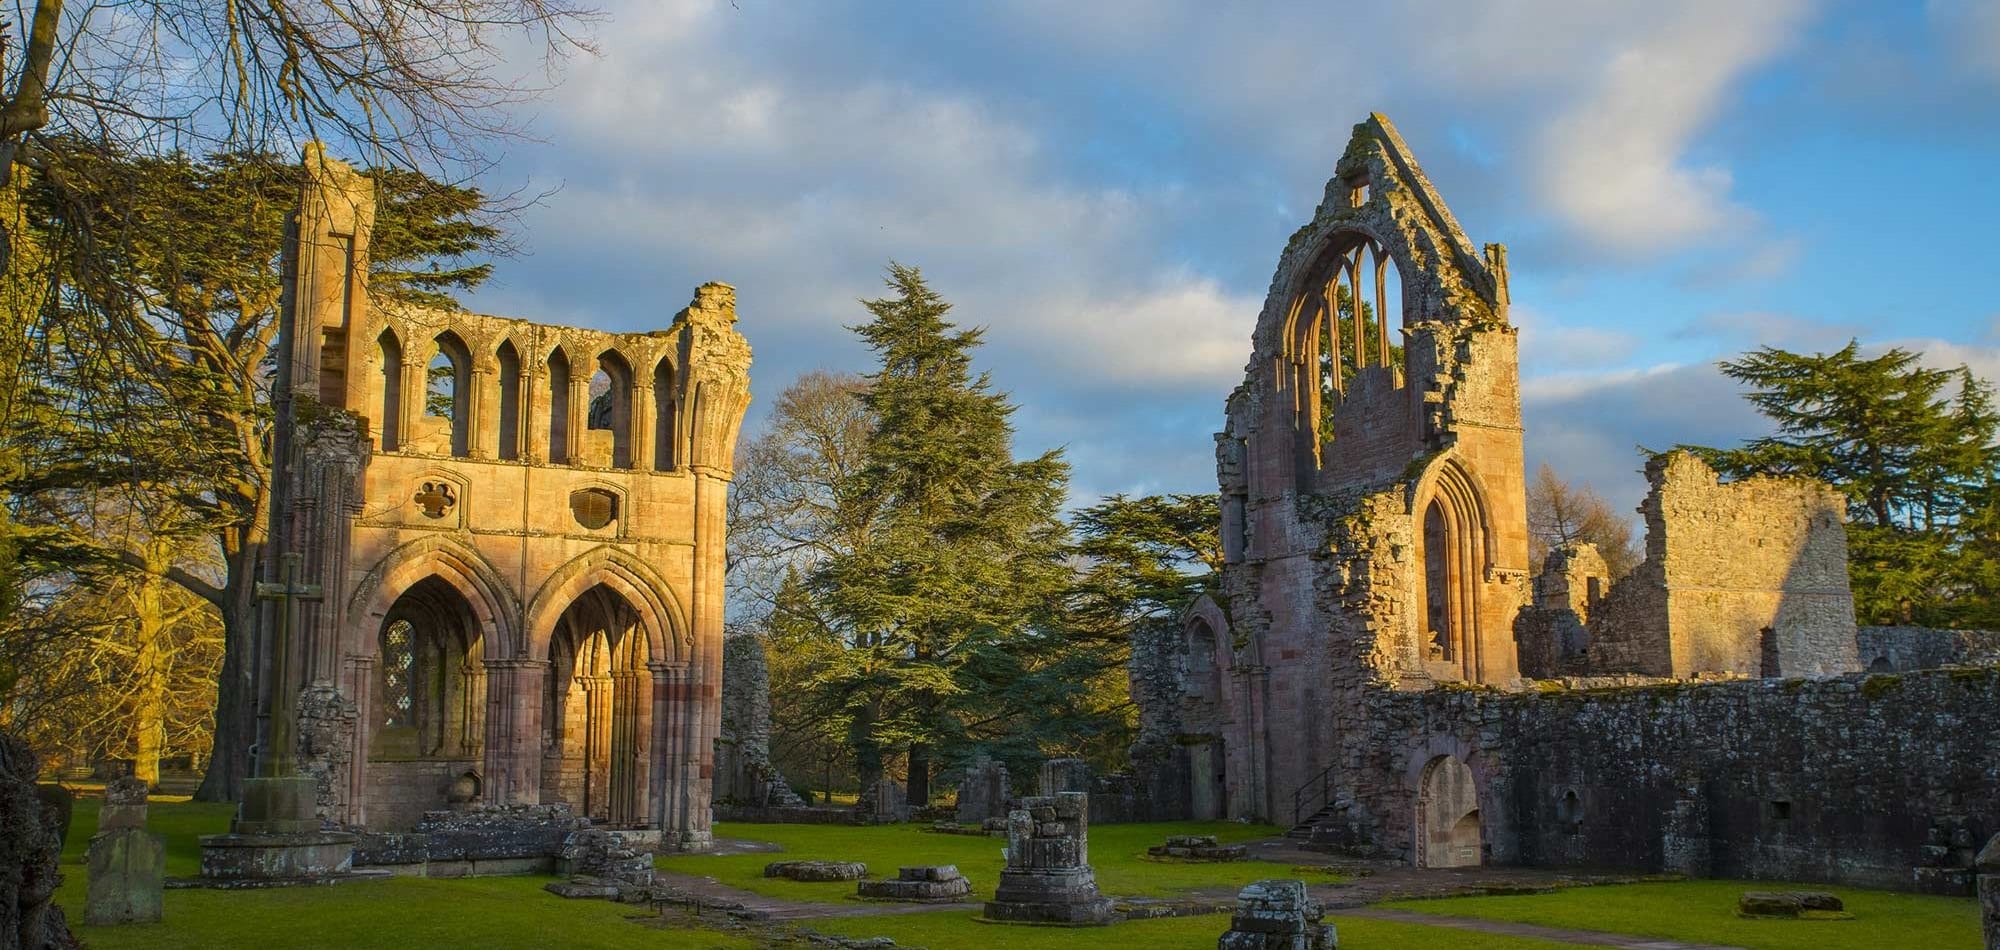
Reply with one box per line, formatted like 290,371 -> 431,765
657,819 -> 1345,902
52,797 -> 754,950
1385,878 -> 1981,950
808,910 -> 1591,949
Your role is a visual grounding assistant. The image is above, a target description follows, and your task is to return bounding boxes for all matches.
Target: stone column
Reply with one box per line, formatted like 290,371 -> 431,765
566,371 -> 590,464
524,361 -> 551,464
469,362 -> 495,459
482,658 -> 546,805
631,381 -> 656,472
582,673 -> 612,819
342,653 -> 376,827
1979,833 -> 2000,950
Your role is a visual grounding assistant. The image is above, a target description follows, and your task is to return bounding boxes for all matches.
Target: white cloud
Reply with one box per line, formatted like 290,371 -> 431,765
1533,0 -> 1814,254
1930,0 -> 2000,83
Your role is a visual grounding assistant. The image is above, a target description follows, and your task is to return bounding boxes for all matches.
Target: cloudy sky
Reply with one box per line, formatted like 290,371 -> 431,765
462,0 -> 2000,515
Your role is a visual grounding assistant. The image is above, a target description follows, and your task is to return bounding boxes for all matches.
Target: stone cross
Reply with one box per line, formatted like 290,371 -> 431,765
256,552 -> 323,778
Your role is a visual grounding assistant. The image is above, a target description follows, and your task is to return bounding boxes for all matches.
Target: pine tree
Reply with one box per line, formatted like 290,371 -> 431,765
807,263 -> 1072,804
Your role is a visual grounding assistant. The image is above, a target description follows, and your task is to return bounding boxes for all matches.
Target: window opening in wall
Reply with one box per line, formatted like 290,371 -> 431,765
1288,233 -> 1406,472
570,488 -> 618,530
1423,499 -> 1453,661
549,348 -> 572,462
378,330 -> 403,451
653,359 -> 677,470
1769,800 -> 1792,821
382,619 -> 415,727
497,341 -> 521,460
428,331 -> 472,457
590,353 -> 635,469
1347,176 -> 1369,207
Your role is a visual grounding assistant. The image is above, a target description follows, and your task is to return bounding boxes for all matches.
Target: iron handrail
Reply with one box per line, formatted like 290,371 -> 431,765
1291,761 -> 1337,829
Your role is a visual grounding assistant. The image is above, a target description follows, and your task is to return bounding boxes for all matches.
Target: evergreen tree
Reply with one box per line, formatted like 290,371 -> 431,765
1680,341 -> 2000,625
806,264 -> 1072,804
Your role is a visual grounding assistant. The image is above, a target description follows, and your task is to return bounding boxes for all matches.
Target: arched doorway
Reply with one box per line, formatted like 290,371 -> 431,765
1415,755 -> 1481,868
368,575 -> 488,828
541,583 -> 652,825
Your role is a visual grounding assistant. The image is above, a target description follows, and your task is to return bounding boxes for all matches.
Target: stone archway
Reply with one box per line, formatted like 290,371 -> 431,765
541,583 -> 653,826
1416,754 -> 1482,868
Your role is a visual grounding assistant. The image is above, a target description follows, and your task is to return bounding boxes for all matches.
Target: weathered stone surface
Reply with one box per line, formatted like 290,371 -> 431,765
858,778 -> 908,823
955,754 -> 1010,824
32,785 -> 73,854
984,792 -> 1114,925
715,634 -> 805,809
3,733 -> 79,949
1978,835 -> 2000,950
556,829 -> 653,886
97,776 -> 149,833
255,150 -> 752,852
1150,835 -> 1249,861
1217,880 -> 1336,949
1038,759 -> 1091,797
765,860 -> 866,882
1737,890 -> 1845,918
1858,626 -> 2000,673
855,865 -> 971,901
85,828 -> 165,925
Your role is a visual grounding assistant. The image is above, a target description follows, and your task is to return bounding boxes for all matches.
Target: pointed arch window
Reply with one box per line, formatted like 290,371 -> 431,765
497,341 -> 522,460
653,359 -> 677,470
549,348 -> 572,462
429,331 -> 473,457
378,329 -> 404,452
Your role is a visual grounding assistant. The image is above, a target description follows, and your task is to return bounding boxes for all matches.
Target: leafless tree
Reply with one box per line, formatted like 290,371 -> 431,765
1527,463 -> 1640,579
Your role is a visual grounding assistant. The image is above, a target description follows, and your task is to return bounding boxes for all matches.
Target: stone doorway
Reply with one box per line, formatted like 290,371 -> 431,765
1416,754 -> 1481,868
1189,738 -> 1225,820
366,575 -> 488,828
542,583 -> 652,826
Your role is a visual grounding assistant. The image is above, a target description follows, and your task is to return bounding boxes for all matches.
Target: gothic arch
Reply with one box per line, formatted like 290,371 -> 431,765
524,546 -> 689,665
348,535 -> 520,660
1409,455 -> 1495,679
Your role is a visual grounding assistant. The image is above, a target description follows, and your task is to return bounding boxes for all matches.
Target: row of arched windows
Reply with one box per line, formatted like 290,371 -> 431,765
375,328 -> 680,471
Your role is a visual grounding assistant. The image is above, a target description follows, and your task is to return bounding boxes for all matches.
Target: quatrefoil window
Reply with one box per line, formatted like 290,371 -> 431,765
414,481 -> 458,519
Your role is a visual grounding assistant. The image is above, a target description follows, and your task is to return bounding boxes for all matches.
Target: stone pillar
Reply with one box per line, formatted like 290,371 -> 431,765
469,362 -> 495,459
566,371 -> 590,464
983,792 -> 1113,925
1216,879 -> 1337,949
482,658 -> 546,806
632,381 -> 656,472
1039,758 -> 1091,796
86,777 -> 164,926
525,361 -> 551,464
1979,834 -> 2000,950
956,754 -> 1010,824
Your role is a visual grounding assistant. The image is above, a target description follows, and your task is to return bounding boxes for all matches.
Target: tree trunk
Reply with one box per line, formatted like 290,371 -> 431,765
194,533 -> 262,802
906,742 -> 930,807
132,570 -> 167,787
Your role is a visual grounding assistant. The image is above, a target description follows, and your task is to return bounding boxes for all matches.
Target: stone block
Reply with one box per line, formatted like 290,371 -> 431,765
1978,834 -> 2000,950
1216,880 -> 1336,949
764,860 -> 866,882
856,865 -> 972,902
86,827 -> 165,925
98,776 -> 149,833
1737,890 -> 1846,918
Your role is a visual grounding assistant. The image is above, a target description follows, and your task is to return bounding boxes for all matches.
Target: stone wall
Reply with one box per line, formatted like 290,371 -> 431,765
1312,667 -> 2000,891
1586,453 -> 1856,678
1858,626 -> 2000,672
713,634 -> 800,807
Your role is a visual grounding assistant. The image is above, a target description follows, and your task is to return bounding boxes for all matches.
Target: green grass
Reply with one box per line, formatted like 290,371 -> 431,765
806,909 -> 1590,949
1386,878 -> 1980,950
52,797 -> 753,950
658,819 -> 1345,902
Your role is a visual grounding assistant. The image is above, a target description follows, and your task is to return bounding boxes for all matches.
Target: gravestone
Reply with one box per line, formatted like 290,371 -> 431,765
1979,834 -> 2000,949
956,754 -> 1010,824
85,777 -> 164,925
983,791 -> 1114,925
1217,879 -> 1336,949
1038,758 -> 1091,796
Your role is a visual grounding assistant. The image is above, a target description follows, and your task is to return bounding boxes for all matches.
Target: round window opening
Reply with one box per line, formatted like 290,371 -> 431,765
571,488 -> 618,530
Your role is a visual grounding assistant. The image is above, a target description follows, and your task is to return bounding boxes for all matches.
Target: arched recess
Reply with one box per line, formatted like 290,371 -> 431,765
589,349 -> 636,469
367,575 -> 490,827
1415,754 -> 1483,868
430,330 -> 473,457
496,339 -> 523,460
348,535 -> 520,662
549,347 -> 573,462
1411,457 -> 1494,682
539,582 -> 653,824
378,328 -> 404,451
523,546 -> 688,666
652,357 -> 678,471
1180,593 -> 1235,822
1277,226 -> 1408,484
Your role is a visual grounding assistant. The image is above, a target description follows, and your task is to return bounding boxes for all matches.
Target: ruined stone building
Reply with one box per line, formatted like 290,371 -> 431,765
263,149 -> 751,850
1133,114 -> 2000,893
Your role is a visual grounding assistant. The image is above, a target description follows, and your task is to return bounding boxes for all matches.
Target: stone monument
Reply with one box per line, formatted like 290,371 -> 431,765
956,754 -> 1010,824
199,554 -> 358,881
1217,880 -> 1337,950
983,791 -> 1114,925
860,778 -> 909,823
1038,757 -> 1091,796
85,777 -> 164,925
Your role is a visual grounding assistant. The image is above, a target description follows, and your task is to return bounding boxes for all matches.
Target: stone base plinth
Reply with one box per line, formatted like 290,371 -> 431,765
199,831 -> 358,882
983,868 -> 1114,925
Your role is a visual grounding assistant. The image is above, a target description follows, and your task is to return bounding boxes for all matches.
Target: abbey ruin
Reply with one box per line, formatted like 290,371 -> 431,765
243,149 -> 750,853
1132,114 -> 2000,893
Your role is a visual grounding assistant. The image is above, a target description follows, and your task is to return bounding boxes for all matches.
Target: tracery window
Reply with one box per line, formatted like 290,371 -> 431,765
382,619 -> 416,728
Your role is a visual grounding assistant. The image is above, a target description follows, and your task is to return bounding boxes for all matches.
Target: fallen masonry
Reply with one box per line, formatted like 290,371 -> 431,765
1149,834 -> 1248,861
1736,890 -> 1848,919
1216,879 -> 1337,950
765,861 -> 868,882
982,792 -> 1114,925
854,865 -> 971,901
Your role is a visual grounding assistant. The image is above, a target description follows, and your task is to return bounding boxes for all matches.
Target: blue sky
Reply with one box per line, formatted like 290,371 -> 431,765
464,0 -> 2000,514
